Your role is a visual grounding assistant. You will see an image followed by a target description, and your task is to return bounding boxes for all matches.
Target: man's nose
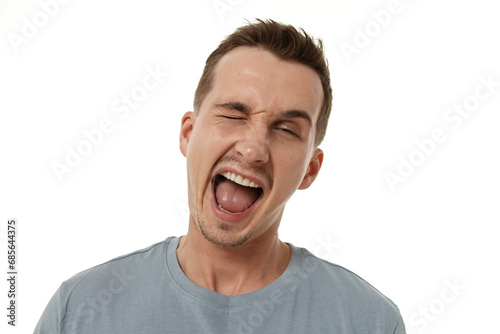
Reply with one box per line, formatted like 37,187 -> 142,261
235,125 -> 270,165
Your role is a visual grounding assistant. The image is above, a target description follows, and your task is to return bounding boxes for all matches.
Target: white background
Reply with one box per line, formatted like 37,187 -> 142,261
1,0 -> 499,333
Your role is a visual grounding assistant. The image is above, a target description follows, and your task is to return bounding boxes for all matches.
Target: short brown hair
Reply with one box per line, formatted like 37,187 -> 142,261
193,19 -> 332,147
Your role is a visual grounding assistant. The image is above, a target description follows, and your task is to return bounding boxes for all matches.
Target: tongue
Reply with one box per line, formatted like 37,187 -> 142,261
215,178 -> 261,213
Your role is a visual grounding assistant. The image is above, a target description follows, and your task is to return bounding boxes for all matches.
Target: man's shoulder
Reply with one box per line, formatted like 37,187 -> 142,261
292,244 -> 401,314
59,238 -> 172,296
34,238 -> 178,333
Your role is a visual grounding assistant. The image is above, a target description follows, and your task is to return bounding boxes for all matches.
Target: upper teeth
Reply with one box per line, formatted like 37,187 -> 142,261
220,171 -> 260,188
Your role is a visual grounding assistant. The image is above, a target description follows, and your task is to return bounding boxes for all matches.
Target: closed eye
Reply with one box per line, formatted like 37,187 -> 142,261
275,126 -> 299,138
221,115 -> 246,120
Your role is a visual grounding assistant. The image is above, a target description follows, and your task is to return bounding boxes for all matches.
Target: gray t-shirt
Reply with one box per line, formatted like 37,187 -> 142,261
34,237 -> 405,333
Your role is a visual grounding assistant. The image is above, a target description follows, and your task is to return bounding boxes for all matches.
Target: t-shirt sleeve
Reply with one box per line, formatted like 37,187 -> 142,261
33,284 -> 66,334
392,310 -> 407,334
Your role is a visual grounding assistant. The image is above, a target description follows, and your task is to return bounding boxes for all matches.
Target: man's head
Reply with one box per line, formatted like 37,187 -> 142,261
194,19 -> 332,148
180,20 -> 331,248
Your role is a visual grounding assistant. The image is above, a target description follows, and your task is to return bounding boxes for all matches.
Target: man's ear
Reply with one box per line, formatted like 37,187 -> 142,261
298,148 -> 324,190
179,111 -> 194,157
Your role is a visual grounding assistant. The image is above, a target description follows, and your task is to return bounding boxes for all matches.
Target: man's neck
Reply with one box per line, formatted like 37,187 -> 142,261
176,226 -> 291,296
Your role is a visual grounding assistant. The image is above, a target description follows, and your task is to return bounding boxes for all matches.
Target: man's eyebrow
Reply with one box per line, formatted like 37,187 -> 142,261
214,102 -> 312,126
279,110 -> 312,126
214,102 -> 251,113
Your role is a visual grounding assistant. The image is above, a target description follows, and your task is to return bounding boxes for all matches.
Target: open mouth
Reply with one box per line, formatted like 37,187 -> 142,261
213,171 -> 263,215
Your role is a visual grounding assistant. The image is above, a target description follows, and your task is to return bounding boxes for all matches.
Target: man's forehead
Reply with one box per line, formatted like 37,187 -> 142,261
208,46 -> 324,121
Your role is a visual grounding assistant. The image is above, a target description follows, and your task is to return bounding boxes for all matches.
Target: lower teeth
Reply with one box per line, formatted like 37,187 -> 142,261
218,204 -> 243,214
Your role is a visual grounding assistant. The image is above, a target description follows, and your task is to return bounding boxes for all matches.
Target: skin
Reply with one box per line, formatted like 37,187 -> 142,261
177,46 -> 324,296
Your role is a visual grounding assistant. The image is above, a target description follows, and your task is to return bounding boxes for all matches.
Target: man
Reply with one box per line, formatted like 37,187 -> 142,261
35,19 -> 406,333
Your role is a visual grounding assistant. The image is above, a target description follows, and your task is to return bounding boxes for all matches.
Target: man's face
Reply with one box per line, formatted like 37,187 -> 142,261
180,47 -> 324,248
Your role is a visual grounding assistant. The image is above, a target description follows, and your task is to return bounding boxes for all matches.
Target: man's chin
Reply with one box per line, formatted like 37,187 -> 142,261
197,218 -> 254,248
